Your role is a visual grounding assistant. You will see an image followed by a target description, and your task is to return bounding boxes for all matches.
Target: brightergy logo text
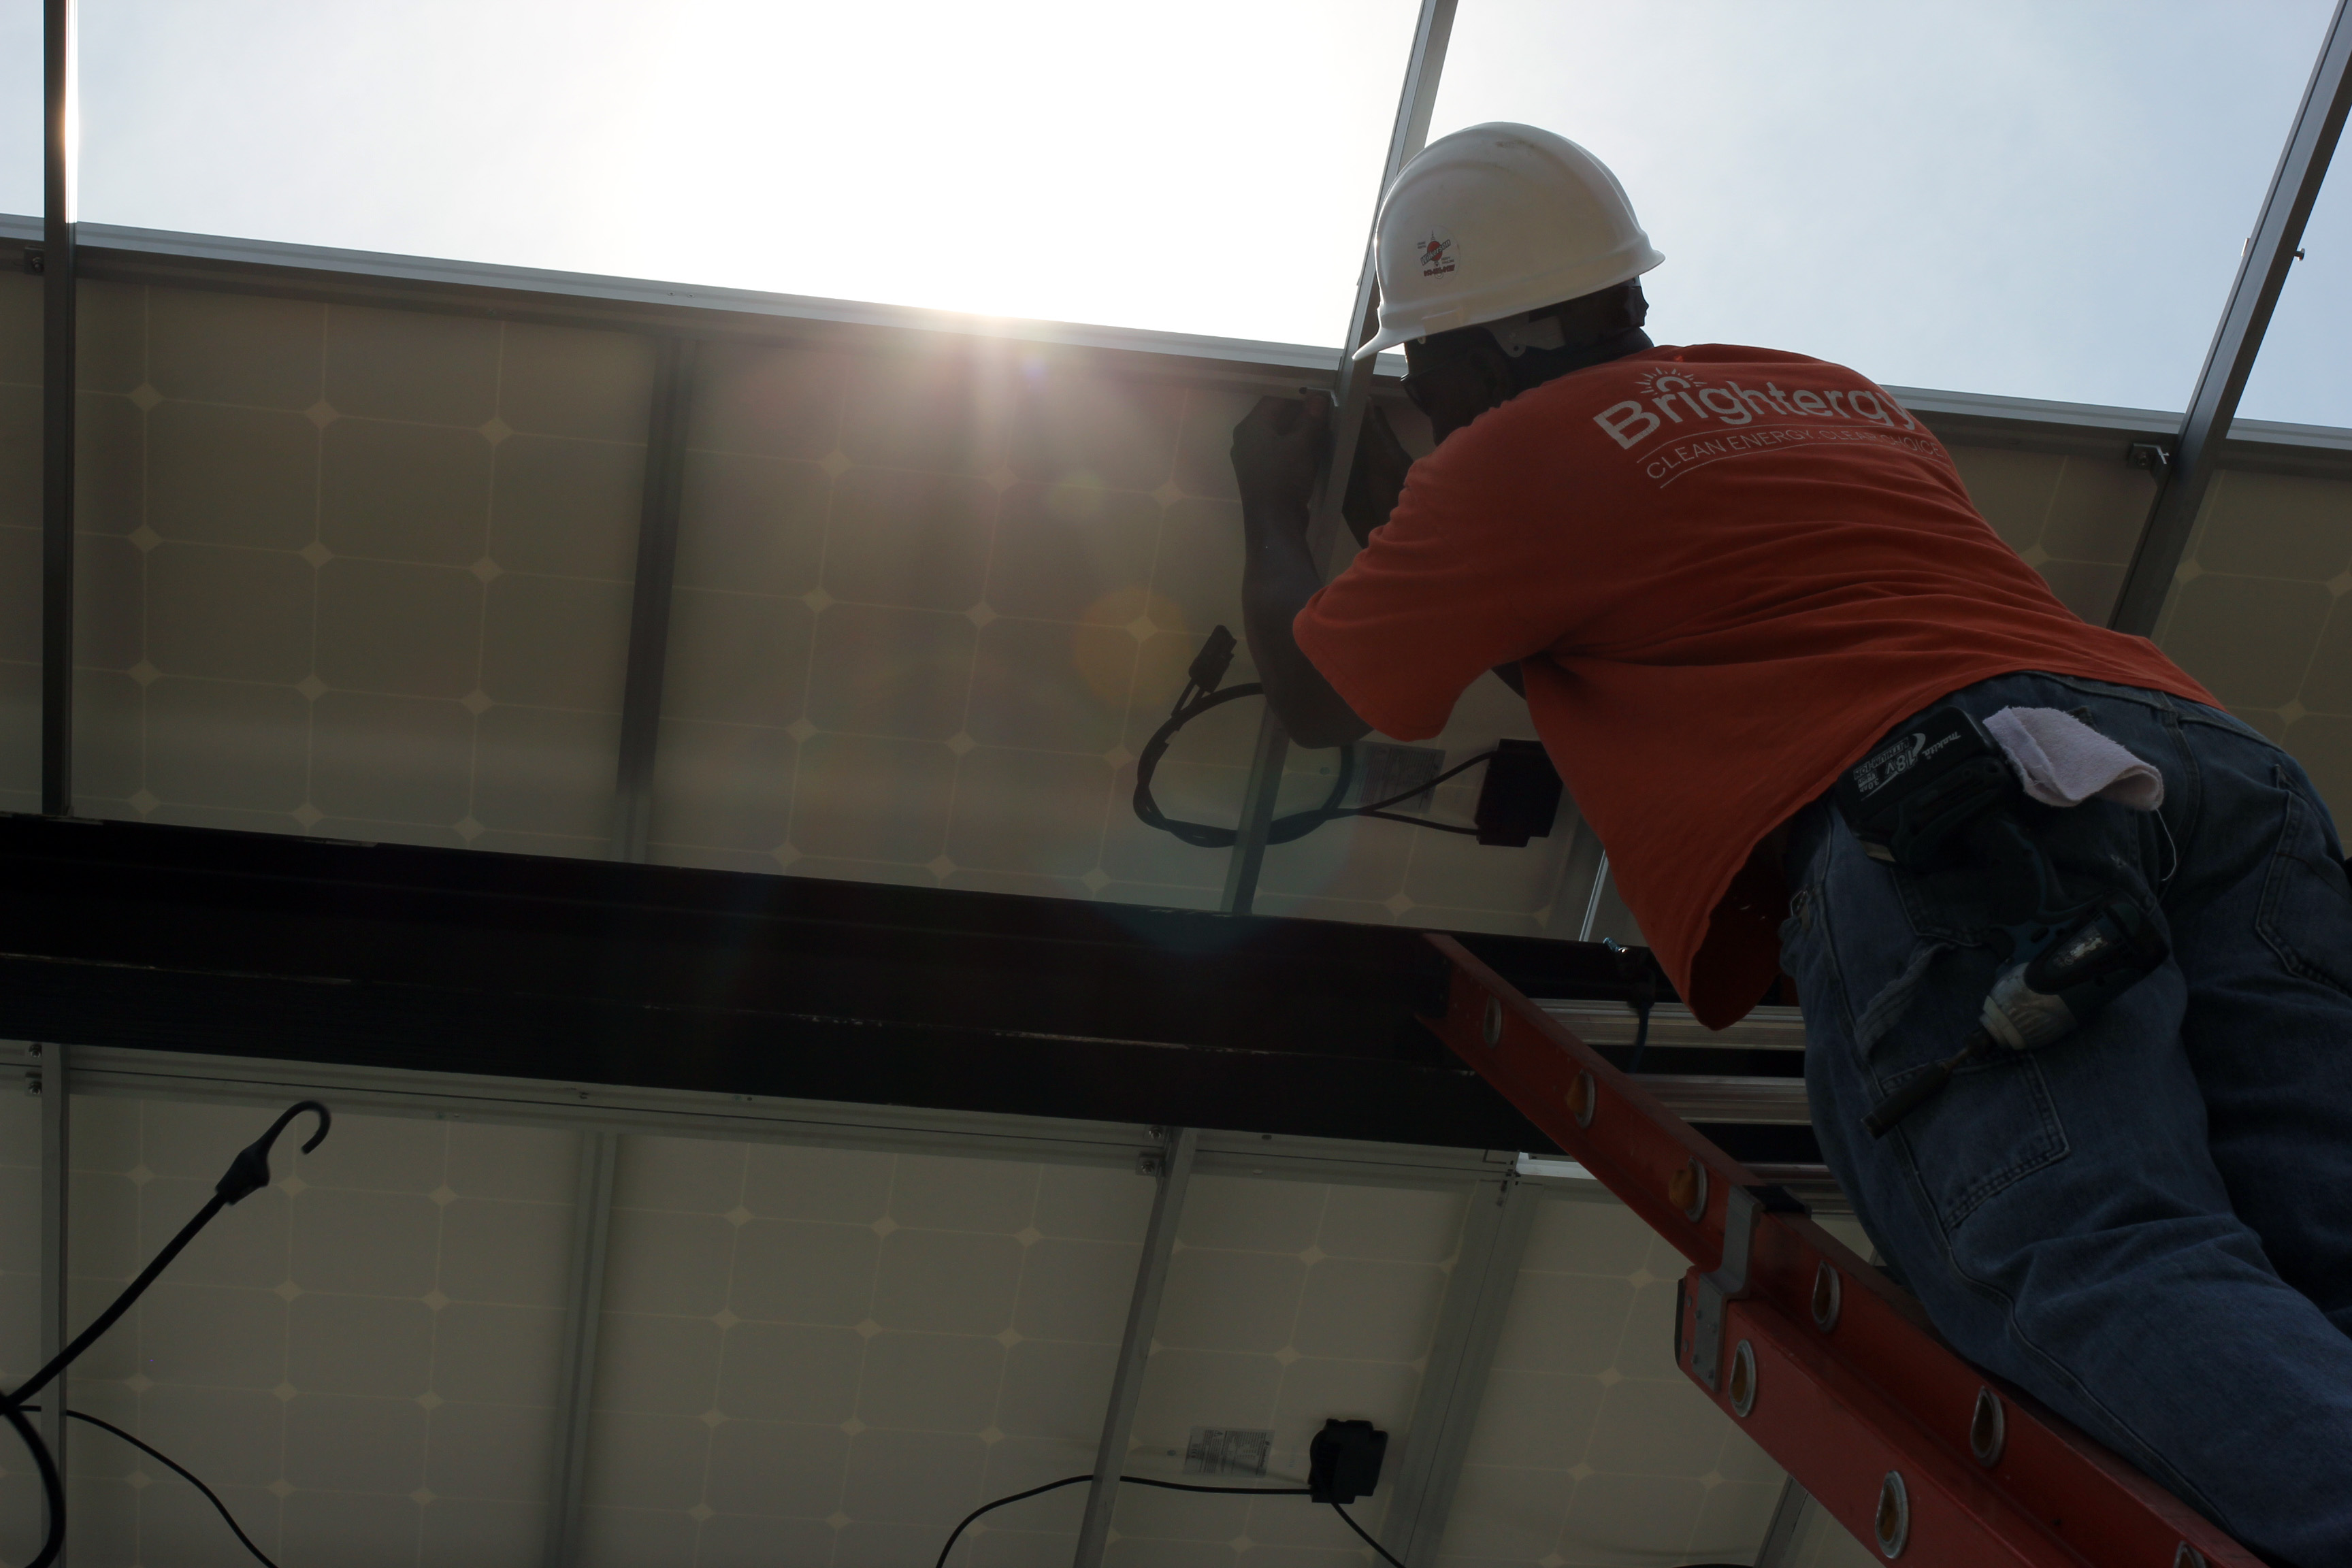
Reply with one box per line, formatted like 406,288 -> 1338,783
1592,372 -> 1915,449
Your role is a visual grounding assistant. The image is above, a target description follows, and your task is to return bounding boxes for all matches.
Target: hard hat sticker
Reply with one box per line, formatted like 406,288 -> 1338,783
1418,228 -> 1456,278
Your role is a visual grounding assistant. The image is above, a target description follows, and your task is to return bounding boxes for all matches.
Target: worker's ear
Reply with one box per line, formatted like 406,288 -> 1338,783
1468,331 -> 1526,409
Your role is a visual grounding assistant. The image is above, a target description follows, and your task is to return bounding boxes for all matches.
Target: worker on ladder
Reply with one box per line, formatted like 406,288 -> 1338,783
1230,122 -> 2352,1563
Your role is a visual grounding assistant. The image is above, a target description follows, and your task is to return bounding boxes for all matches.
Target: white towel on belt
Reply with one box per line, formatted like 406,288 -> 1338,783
1984,706 -> 2164,811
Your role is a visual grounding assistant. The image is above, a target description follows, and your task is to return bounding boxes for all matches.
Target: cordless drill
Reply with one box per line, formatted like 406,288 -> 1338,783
1831,706 -> 2170,1137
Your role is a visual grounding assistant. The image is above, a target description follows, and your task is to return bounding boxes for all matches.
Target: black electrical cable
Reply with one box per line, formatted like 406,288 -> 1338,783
931,1473 -> 1316,1568
1329,1501 -> 1409,1568
930,1470 -> 1084,1567
14,1290 -> 1716,1568
0,1100 -> 329,1568
1349,748 -> 1501,834
1132,678 -> 1496,847
1133,683 -> 1354,848
18,1405 -> 279,1568
937,1458 -> 1722,1568
1,1400 -> 63,1568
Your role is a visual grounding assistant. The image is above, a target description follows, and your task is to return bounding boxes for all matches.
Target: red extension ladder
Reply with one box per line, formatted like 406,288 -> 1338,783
1422,934 -> 2252,1568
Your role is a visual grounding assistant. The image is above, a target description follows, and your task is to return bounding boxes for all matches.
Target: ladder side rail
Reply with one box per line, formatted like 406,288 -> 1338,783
1423,934 -> 2252,1568
1735,1185 -> 2216,1558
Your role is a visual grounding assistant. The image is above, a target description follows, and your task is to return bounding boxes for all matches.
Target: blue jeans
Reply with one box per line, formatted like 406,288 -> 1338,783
1782,670 -> 2352,1566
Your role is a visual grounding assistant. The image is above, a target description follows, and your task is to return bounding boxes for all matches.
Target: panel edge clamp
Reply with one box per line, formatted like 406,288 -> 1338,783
2126,440 -> 2174,480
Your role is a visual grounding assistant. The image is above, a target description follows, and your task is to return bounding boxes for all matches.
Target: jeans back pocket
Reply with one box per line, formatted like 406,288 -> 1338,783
1893,1050 -> 2070,1231
2256,764 -> 2352,1000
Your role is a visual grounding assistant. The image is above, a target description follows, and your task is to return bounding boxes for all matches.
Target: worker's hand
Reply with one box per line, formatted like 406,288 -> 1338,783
1230,392 -> 1330,537
1343,403 -> 1413,549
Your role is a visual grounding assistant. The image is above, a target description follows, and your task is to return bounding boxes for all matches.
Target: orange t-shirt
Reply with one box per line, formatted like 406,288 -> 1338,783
1294,344 -> 2215,1028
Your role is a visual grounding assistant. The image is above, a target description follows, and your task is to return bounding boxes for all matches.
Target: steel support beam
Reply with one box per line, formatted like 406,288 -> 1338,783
0,812 -> 1838,1164
0,813 -> 1577,1153
542,1132 -> 618,1568
1754,1476 -> 1812,1567
2110,0 -> 2352,636
1222,0 -> 1458,913
41,0 -> 78,815
610,337 -> 698,862
36,1042 -> 69,1548
1073,1126 -> 1198,1568
1379,1176 -> 1538,1567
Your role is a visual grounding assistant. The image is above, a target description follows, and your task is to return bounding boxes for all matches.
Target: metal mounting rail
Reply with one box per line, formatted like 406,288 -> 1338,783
1421,934 -> 2251,1568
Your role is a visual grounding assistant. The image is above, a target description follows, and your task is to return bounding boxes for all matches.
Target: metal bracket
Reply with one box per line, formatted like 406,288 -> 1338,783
21,246 -> 42,275
2125,440 -> 2173,480
1690,1275 -> 1729,1390
1688,1183 -> 1806,1390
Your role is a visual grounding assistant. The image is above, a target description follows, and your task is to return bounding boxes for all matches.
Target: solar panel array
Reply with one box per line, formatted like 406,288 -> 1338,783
0,1090 -> 1888,1568
7,272 -> 2341,934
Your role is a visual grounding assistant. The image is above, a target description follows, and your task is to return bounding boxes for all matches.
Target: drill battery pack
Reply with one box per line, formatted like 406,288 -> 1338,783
1834,705 -> 2021,871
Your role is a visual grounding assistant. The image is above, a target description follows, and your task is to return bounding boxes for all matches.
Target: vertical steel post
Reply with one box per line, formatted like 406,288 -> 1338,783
1754,1476 -> 1812,1567
37,1043 -> 70,1554
610,338 -> 698,862
1222,0 -> 1458,913
1071,1127 -> 1199,1568
542,1131 -> 618,1568
1378,1177 -> 1538,1567
2109,0 -> 2352,636
41,0 -> 79,816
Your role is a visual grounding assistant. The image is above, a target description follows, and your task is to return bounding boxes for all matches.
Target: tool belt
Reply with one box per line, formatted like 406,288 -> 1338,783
1832,704 -> 2168,1135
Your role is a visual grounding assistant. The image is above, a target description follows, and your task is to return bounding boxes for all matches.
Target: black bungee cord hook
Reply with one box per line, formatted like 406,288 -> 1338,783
3,1100 -> 331,1568
1626,963 -> 1659,1075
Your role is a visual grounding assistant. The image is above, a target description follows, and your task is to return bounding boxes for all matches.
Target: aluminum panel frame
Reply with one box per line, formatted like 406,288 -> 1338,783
1073,1126 -> 1198,1568
40,0 -> 77,816
1222,0 -> 1459,913
1376,1175 -> 1539,1567
610,338 -> 697,863
541,1131 -> 617,1568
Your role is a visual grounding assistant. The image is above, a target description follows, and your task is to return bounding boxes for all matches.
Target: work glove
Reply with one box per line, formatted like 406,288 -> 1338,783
1232,393 -> 1416,551
1230,393 -> 1330,535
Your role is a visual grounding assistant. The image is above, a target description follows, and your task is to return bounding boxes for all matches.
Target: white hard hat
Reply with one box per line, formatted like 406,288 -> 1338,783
1353,123 -> 1663,361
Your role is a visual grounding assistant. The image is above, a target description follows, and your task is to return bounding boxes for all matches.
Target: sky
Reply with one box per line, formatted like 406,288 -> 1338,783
1426,0 -> 2345,425
0,0 -> 2342,425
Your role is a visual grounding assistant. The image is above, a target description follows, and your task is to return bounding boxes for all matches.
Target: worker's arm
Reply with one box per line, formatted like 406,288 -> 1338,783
1232,395 -> 1374,749
1233,394 -> 1524,741
1351,402 -> 1529,697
